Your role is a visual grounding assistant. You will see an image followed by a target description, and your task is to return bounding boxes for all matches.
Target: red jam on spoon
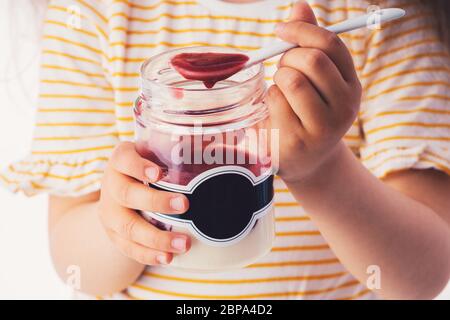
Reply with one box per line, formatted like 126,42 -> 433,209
170,52 -> 249,88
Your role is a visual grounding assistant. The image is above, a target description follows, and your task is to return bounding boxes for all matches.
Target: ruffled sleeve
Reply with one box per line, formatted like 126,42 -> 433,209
359,1 -> 450,178
0,0 -> 118,196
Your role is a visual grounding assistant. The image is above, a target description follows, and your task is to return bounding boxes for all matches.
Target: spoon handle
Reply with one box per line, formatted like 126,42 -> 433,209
245,8 -> 406,67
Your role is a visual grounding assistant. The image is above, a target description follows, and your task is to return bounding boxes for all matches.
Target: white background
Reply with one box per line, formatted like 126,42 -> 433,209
0,0 -> 69,299
0,0 -> 449,300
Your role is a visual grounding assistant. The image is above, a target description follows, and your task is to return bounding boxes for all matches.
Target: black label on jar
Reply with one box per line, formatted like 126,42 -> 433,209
144,166 -> 274,246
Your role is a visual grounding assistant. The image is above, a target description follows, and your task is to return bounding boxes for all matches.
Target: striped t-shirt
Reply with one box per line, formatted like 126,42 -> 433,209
2,0 -> 450,300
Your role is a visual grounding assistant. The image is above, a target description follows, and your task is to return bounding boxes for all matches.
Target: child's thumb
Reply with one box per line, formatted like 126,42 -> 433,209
289,1 -> 317,25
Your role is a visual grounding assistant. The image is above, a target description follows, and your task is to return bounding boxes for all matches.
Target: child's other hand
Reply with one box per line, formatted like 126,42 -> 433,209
267,1 -> 361,183
97,142 -> 191,266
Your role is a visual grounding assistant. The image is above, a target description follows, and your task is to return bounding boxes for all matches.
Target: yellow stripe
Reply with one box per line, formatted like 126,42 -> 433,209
275,216 -> 310,222
111,72 -> 140,78
308,4 -> 366,14
31,145 -> 114,155
114,87 -> 139,92
119,131 -> 134,136
275,3 -> 293,10
30,181 -> 48,190
115,25 -> 276,38
116,101 -> 134,107
361,52 -> 449,79
38,108 -> 114,114
43,48 -> 118,66
275,202 -> 300,207
274,188 -> 290,193
8,166 -> 103,181
360,148 -> 403,164
372,135 -> 450,145
366,122 -> 450,136
42,64 -> 104,78
76,0 -> 108,23
248,258 -> 339,269
36,122 -> 115,127
17,157 -> 109,168
34,131 -> 132,141
44,20 -> 97,38
362,147 -> 450,163
43,48 -> 145,68
363,67 -> 450,91
112,0 -> 197,10
34,132 -> 119,141
109,56 -> 145,63
41,79 -> 112,91
117,117 -> 134,122
131,279 -> 358,299
363,107 -> 450,125
337,288 -> 372,300
42,50 -> 103,66
365,82 -> 450,102
398,95 -> 450,102
339,33 -> 365,41
0,174 -> 102,193
271,244 -> 330,252
43,35 -> 103,55
142,270 -> 346,284
343,134 -> 360,141
39,94 -> 113,102
276,231 -> 321,237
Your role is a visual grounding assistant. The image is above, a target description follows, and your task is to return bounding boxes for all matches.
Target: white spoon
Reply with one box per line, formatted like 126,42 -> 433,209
170,8 -> 406,87
244,8 -> 406,69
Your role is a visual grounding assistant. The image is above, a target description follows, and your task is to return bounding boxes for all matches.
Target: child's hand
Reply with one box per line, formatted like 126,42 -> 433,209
267,2 -> 361,183
97,142 -> 191,266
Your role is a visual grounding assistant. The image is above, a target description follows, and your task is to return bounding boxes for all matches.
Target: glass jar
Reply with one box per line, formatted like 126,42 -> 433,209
134,46 -> 275,272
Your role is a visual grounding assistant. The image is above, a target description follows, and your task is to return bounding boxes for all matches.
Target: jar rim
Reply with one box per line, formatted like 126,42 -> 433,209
140,46 -> 264,92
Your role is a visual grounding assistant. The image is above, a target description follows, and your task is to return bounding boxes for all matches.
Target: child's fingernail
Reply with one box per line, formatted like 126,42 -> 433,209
170,196 -> 186,212
275,22 -> 286,34
156,255 -> 168,264
145,167 -> 159,181
171,237 -> 187,252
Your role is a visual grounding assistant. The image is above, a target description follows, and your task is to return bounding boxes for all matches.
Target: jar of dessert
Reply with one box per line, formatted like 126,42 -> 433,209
134,46 -> 275,272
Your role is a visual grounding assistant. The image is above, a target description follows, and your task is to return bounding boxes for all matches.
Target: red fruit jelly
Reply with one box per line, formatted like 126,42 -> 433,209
170,52 -> 249,88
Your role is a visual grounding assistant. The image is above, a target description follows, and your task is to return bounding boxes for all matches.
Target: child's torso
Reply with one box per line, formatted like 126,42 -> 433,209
98,0 -> 373,300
